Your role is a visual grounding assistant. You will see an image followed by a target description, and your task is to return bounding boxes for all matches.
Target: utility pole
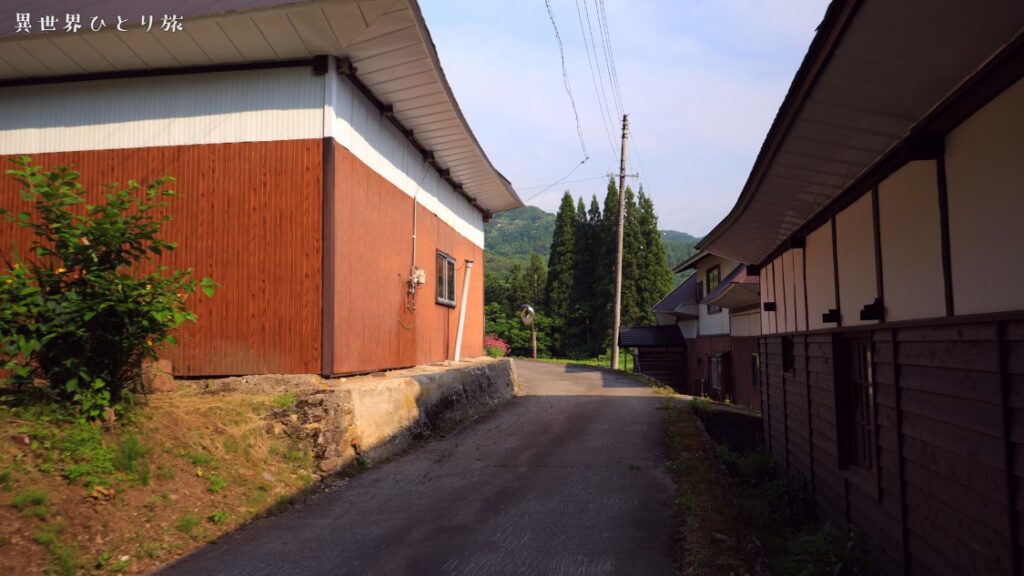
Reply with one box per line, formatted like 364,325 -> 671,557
611,114 -> 629,370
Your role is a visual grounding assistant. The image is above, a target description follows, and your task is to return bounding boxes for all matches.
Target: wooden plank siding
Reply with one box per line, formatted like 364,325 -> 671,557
0,141 -> 324,376
0,140 -> 486,378
731,336 -> 761,409
759,319 -> 1024,575
330,142 -> 483,375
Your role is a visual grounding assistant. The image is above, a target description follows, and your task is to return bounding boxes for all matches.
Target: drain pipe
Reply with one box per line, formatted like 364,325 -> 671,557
453,259 -> 474,362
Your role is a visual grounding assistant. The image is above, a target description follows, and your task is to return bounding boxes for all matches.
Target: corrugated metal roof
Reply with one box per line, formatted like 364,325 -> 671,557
652,273 -> 699,313
702,265 -> 760,309
698,0 -> 1024,264
0,0 -> 522,214
618,326 -> 686,348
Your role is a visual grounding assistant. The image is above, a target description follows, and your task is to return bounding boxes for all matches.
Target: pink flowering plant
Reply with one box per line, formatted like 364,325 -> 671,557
484,334 -> 511,358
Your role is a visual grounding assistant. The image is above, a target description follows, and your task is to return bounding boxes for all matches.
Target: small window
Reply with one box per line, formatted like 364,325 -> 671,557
837,335 -> 875,471
436,251 -> 456,307
709,352 -> 730,392
706,265 -> 722,314
782,336 -> 795,373
752,352 -> 761,388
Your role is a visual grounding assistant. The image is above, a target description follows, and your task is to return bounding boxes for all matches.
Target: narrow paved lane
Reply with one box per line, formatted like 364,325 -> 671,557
161,360 -> 676,576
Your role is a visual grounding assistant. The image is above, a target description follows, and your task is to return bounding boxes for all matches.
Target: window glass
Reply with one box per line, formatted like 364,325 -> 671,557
837,335 -> 875,470
706,266 -> 722,314
708,266 -> 720,291
436,251 -> 456,307
436,252 -> 446,301
446,258 -> 456,305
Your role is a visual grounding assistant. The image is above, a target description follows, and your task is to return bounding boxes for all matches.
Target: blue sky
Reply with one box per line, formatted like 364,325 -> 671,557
420,0 -> 829,235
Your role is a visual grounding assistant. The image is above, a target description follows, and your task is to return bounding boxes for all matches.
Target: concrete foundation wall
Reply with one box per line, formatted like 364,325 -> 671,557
202,359 -> 519,474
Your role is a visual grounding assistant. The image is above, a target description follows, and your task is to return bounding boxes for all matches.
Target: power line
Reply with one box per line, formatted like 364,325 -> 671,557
574,0 -> 618,160
522,157 -> 591,203
518,173 -> 609,191
544,0 -> 589,161
595,0 -> 625,115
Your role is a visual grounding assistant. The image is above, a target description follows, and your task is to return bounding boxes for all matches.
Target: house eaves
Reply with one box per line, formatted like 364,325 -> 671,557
697,0 -> 1024,265
0,0 -> 522,215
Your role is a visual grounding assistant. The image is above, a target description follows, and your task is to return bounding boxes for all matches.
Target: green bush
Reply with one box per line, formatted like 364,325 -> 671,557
0,157 -> 217,420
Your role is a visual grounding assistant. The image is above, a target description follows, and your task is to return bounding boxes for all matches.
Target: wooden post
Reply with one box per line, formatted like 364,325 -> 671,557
611,114 -> 629,369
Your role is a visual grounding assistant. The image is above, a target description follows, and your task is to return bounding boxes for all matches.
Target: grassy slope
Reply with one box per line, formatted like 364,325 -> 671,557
0,391 -> 320,576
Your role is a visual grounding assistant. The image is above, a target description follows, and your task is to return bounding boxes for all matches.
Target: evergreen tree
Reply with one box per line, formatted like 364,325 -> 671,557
545,192 -> 577,355
636,187 -> 674,324
585,195 -> 605,356
594,178 -> 621,350
525,252 -> 547,306
506,262 -> 527,310
569,197 -> 594,357
621,185 -> 644,327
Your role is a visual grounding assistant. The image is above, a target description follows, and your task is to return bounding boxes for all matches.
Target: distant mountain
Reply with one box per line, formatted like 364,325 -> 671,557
484,206 -> 700,279
661,230 -> 701,271
484,206 -> 555,279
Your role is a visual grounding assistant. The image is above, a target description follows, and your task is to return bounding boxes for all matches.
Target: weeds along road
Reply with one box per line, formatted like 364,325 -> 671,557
160,360 -> 676,576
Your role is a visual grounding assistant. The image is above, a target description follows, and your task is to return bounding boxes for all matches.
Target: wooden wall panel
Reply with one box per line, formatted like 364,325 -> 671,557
730,336 -> 760,411
0,141 -> 323,376
330,143 -> 483,375
761,319 -> 1024,576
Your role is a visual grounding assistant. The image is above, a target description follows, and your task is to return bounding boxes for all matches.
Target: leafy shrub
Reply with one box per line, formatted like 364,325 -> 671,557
0,157 -> 218,420
483,334 -> 511,358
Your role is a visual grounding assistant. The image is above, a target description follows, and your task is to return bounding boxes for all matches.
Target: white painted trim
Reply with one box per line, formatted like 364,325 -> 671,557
327,72 -> 483,248
0,68 -> 324,152
0,66 -> 484,248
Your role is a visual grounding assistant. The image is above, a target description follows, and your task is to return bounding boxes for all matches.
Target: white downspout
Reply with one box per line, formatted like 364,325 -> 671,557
453,259 -> 474,362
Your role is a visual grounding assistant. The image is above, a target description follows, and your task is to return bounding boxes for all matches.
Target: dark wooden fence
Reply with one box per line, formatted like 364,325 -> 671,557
761,316 -> 1024,576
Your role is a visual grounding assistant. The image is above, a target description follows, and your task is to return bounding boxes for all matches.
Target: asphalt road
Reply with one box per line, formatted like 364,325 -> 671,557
160,360 -> 676,576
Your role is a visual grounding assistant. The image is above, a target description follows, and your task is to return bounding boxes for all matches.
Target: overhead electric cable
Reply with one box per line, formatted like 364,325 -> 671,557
544,0 -> 589,160
523,157 -> 591,203
575,0 -> 618,160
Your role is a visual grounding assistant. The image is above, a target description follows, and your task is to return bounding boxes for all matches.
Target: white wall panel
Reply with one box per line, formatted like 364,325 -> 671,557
806,222 -> 836,330
328,73 -> 484,248
773,257 -> 788,333
697,258 -> 731,336
793,248 -> 807,331
947,77 -> 1024,315
763,262 -> 777,334
878,161 -> 945,321
836,194 -> 878,327
0,67 -> 323,154
731,309 -> 761,337
783,252 -> 798,333
678,319 -> 698,340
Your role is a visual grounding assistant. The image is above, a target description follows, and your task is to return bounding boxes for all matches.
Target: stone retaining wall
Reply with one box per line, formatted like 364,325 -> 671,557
183,359 -> 519,474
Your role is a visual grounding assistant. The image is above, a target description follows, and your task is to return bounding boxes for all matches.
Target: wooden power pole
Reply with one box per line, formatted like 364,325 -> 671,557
611,114 -> 629,370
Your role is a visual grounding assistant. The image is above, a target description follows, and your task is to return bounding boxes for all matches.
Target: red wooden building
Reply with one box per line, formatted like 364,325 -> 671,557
696,0 -> 1024,573
0,1 -> 522,377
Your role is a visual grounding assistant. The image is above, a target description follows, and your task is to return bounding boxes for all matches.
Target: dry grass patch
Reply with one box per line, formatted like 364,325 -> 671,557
663,400 -> 749,575
0,390 -> 323,575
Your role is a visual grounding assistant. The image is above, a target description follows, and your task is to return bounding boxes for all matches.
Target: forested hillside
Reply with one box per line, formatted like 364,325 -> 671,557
484,182 -> 702,358
484,206 -> 555,279
485,206 -> 699,280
